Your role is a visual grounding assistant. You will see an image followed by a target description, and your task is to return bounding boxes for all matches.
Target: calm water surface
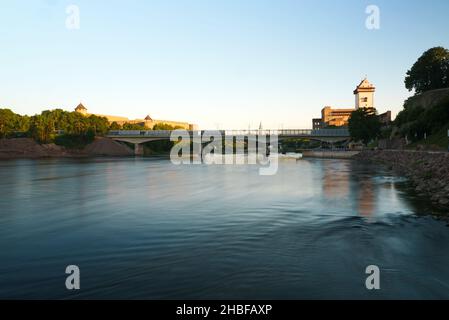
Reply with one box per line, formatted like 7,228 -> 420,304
0,158 -> 448,299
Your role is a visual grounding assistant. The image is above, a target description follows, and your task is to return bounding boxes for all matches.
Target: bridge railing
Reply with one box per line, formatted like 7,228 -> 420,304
310,129 -> 350,137
108,128 -> 350,137
224,129 -> 349,137
108,130 -> 174,137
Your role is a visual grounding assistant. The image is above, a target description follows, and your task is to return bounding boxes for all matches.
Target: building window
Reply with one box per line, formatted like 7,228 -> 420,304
361,97 -> 368,103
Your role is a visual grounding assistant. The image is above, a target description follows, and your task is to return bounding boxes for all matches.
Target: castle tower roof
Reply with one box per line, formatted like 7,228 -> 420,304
354,78 -> 375,94
75,103 -> 87,111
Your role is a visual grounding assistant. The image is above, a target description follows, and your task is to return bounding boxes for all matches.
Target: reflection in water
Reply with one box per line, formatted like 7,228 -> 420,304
357,179 -> 376,218
321,160 -> 350,199
0,158 -> 448,299
321,160 -> 383,218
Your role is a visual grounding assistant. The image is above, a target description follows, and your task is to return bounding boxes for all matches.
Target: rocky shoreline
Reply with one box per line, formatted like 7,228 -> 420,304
0,137 -> 133,159
353,150 -> 449,209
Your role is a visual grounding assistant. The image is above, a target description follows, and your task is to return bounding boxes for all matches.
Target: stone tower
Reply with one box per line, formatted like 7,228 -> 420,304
354,78 -> 375,109
75,103 -> 88,115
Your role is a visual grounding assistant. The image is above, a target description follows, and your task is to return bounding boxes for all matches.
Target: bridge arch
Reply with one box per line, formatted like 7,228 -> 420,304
107,129 -> 351,155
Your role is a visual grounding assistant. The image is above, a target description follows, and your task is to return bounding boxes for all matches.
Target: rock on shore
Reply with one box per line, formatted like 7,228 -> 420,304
353,150 -> 449,209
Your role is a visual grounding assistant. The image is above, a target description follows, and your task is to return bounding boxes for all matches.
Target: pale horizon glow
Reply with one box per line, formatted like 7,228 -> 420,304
1,0 -> 449,129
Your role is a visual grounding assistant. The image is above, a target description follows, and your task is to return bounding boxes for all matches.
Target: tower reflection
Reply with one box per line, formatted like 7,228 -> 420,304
357,179 -> 375,218
321,160 -> 350,199
321,160 -> 376,218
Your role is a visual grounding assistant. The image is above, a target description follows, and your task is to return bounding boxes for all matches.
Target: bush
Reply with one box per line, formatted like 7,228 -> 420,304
122,123 -> 148,130
54,131 -> 95,149
153,123 -> 183,131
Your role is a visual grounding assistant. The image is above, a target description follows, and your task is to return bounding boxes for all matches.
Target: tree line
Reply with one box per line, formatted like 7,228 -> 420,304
0,109 -> 110,144
0,108 -> 183,147
109,121 -> 184,131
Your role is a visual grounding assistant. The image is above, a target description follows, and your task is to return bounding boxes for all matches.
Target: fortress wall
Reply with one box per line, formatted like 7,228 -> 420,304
77,108 -> 196,130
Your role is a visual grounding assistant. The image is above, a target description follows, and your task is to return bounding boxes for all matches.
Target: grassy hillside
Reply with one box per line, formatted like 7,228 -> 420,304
394,89 -> 449,151
406,122 -> 449,151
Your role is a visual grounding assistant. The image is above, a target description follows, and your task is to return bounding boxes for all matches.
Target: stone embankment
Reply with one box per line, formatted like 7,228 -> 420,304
353,150 -> 449,208
302,150 -> 360,159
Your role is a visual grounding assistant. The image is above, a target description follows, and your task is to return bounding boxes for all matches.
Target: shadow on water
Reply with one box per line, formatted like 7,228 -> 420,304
394,181 -> 449,221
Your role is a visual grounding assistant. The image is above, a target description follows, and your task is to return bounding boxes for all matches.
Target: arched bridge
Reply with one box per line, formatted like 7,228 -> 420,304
107,129 -> 351,155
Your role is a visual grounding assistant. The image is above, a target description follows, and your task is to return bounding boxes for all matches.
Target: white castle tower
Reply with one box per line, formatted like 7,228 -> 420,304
354,78 -> 375,109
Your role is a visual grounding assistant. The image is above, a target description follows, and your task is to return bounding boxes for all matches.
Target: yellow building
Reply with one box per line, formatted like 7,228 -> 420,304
74,103 -> 198,130
312,78 -> 381,129
321,106 -> 354,127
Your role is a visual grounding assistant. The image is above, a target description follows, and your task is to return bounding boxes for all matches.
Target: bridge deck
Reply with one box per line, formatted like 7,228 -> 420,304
107,129 -> 350,138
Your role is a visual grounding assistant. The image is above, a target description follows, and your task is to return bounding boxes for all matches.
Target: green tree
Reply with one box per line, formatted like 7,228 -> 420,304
2,107 -> 111,145
405,47 -> 449,94
0,109 -> 17,138
109,122 -> 122,130
153,123 -> 183,131
122,122 -> 148,130
87,114 -> 109,135
29,114 -> 55,143
15,115 -> 31,133
348,107 -> 382,145
71,112 -> 88,135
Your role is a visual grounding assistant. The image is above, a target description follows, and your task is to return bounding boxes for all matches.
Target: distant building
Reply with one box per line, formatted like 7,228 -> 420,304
312,118 -> 324,130
312,78 -> 391,129
74,103 -> 197,131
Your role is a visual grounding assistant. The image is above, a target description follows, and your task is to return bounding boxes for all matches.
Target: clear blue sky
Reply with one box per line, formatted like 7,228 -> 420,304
1,0 -> 449,129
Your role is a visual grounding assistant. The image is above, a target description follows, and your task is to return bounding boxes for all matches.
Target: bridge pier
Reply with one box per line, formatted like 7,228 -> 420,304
134,143 -> 144,156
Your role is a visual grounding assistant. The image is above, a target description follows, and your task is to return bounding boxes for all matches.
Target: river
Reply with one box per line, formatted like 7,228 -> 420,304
0,158 -> 448,299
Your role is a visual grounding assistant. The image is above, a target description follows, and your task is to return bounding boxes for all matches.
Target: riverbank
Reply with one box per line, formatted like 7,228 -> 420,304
0,137 -> 133,159
302,150 -> 360,159
353,150 -> 449,208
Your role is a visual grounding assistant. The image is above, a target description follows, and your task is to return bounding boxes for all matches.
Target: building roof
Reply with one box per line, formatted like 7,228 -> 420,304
329,109 -> 355,113
145,115 -> 153,121
354,78 -> 375,94
322,106 -> 355,112
75,103 -> 87,111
